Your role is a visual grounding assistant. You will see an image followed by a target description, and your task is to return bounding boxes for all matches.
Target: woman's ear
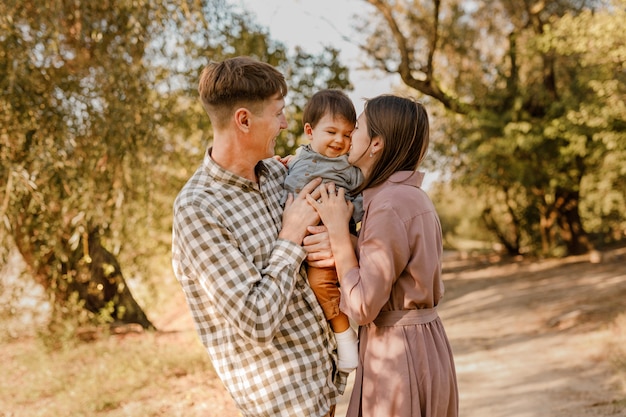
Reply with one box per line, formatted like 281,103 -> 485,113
370,136 -> 384,155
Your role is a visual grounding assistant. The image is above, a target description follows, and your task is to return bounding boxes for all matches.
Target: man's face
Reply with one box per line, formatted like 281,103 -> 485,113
249,93 -> 288,159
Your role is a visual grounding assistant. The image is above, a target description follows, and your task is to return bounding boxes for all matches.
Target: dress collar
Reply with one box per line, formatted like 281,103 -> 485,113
363,170 -> 425,201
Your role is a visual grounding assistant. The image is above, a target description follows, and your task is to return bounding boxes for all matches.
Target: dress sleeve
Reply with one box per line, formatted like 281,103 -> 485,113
339,199 -> 411,325
174,202 -> 306,344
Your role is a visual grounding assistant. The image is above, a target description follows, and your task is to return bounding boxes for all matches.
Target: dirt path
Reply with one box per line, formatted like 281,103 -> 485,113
438,249 -> 626,417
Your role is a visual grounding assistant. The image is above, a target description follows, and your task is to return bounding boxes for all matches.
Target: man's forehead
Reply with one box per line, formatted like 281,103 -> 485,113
268,94 -> 285,108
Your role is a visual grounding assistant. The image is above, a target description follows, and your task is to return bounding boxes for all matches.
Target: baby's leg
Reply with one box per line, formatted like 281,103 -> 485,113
307,265 -> 342,324
307,265 -> 358,372
330,312 -> 350,333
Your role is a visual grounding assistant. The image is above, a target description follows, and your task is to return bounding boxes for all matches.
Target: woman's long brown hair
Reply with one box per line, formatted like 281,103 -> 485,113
352,95 -> 430,195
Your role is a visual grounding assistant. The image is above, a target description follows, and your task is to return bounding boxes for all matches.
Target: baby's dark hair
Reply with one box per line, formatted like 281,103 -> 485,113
302,89 -> 356,127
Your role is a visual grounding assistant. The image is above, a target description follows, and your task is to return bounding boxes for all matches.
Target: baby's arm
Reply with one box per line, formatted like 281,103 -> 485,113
281,154 -> 295,166
273,154 -> 296,168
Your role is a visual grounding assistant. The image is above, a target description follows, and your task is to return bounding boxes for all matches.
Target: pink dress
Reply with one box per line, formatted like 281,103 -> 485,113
339,171 -> 458,417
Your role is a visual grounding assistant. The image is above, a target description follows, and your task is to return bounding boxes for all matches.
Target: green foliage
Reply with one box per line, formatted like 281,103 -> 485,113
278,46 -> 354,156
0,0 -> 352,331
536,0 -> 626,246
1,0 -> 177,329
359,0 -> 626,255
429,182 -> 492,249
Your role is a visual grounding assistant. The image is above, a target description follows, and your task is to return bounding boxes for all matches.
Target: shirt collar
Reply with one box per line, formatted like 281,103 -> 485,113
202,147 -> 265,191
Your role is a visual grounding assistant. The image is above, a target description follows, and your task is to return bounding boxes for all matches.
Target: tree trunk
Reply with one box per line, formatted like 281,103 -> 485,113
481,207 -> 521,256
554,188 -> 592,256
12,219 -> 155,331
70,228 -> 156,330
539,205 -> 559,256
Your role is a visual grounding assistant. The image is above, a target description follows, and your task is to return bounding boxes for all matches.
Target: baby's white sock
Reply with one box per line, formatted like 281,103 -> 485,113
335,328 -> 358,373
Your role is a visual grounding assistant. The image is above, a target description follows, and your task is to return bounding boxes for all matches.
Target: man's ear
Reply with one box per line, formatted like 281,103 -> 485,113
234,107 -> 251,131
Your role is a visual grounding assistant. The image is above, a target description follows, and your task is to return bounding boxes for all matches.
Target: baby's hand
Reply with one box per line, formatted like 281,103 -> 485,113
275,154 -> 294,167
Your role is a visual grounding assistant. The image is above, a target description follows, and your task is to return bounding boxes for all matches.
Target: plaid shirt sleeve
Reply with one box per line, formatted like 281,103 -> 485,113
172,155 -> 346,416
174,201 -> 305,343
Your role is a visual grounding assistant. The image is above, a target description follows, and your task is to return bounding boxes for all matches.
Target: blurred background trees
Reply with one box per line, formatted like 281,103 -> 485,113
0,0 -> 623,334
0,0 -> 350,333
357,0 -> 625,256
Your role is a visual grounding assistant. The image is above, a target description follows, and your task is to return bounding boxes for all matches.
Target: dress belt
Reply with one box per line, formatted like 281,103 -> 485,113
372,308 -> 438,327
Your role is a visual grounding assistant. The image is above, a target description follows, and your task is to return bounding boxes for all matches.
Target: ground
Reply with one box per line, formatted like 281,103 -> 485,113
3,247 -> 626,416
438,248 -> 626,417
152,246 -> 626,417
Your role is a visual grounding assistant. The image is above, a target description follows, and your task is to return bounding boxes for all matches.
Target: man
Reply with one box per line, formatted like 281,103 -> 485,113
172,56 -> 346,417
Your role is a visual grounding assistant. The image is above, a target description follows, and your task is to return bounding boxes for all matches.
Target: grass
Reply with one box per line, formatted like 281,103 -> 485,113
0,329 -> 215,417
3,305 -> 625,417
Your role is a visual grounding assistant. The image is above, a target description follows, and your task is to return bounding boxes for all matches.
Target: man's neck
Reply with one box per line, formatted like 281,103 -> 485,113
211,140 -> 259,183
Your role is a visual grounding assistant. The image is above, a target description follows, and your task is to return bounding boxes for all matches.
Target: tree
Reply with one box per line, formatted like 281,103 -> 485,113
1,0 -> 166,330
354,0 -> 625,255
537,2 -> 626,247
0,0 -> 352,333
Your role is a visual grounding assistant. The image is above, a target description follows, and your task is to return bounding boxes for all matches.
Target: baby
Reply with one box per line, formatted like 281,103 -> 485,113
282,89 -> 362,372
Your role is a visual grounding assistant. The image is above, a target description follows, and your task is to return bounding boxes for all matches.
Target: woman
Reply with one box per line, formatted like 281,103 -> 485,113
308,95 -> 459,417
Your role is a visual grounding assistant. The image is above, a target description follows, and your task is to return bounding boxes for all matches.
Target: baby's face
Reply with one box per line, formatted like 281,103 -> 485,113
308,114 -> 355,158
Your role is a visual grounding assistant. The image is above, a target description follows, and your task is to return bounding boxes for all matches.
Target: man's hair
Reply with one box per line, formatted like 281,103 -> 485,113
198,56 -> 288,129
303,89 -> 356,128
353,95 -> 430,195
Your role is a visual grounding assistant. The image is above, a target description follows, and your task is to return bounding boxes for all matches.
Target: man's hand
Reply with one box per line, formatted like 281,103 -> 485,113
279,177 -> 322,245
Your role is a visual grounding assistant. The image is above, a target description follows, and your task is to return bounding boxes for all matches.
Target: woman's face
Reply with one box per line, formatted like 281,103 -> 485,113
347,112 -> 371,170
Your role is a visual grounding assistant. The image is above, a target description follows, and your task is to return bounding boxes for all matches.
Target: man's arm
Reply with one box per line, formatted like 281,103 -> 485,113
173,178 -> 323,344
174,204 -> 306,344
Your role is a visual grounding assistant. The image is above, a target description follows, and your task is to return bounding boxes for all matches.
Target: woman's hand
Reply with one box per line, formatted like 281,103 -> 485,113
306,182 -> 353,231
306,182 -> 358,280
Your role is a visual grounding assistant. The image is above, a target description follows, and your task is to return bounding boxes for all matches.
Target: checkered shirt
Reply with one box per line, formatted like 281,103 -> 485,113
172,150 -> 346,417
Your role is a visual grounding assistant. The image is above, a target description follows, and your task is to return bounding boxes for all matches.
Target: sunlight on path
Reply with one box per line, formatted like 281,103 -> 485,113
438,252 -> 626,417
